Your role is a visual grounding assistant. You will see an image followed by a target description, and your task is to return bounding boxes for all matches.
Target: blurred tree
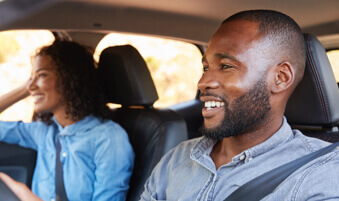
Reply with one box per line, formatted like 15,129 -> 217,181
0,32 -> 20,63
146,56 -> 160,72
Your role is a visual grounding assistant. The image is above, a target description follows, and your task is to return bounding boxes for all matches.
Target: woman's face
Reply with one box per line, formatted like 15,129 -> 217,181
28,55 -> 65,115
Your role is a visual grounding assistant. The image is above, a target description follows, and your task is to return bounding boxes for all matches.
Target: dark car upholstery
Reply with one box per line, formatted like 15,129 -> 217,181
169,99 -> 203,139
0,143 -> 36,188
285,33 -> 339,142
98,45 -> 188,201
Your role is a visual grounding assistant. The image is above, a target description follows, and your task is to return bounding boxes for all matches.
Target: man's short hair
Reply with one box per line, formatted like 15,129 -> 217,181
223,10 -> 306,86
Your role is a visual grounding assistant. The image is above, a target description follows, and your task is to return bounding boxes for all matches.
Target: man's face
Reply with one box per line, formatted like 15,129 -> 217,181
198,20 -> 272,139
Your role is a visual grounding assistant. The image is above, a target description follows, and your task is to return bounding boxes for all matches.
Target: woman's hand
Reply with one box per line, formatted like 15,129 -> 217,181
0,173 -> 42,201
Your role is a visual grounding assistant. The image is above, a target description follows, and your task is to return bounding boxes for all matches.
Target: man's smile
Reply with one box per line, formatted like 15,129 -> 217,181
200,94 -> 226,120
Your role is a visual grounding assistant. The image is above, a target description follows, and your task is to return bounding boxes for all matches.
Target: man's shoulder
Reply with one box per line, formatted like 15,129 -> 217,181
154,137 -> 204,169
174,137 -> 204,151
164,137 -> 203,158
292,129 -> 333,151
290,145 -> 339,200
289,131 -> 339,188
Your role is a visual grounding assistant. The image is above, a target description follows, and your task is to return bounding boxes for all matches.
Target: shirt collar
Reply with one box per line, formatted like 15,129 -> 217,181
191,117 -> 294,164
52,115 -> 101,136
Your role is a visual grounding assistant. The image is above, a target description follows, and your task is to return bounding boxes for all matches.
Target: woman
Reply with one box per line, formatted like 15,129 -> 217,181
0,40 -> 134,200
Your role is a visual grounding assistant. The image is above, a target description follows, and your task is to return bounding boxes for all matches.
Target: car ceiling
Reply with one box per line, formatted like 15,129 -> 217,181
0,0 -> 339,47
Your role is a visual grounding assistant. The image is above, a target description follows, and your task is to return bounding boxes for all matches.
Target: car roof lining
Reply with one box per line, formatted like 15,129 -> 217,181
1,0 -> 339,46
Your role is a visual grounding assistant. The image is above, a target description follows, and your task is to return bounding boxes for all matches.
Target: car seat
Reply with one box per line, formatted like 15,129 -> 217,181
97,45 -> 188,201
285,33 -> 339,142
0,143 -> 36,187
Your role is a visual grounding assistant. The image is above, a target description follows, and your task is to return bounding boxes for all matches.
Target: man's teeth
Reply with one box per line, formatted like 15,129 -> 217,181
204,101 -> 225,110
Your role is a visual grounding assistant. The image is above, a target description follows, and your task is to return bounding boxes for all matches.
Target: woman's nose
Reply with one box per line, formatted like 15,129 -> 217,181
27,76 -> 37,91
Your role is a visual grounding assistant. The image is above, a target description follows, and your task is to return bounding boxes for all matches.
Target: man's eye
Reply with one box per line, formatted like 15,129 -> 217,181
203,67 -> 208,72
221,64 -> 232,69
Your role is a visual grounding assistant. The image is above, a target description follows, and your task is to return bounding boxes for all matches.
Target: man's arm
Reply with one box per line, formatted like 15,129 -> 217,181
139,177 -> 155,201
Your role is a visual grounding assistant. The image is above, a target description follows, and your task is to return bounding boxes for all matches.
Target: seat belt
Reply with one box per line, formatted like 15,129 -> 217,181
224,142 -> 339,201
56,138 -> 68,201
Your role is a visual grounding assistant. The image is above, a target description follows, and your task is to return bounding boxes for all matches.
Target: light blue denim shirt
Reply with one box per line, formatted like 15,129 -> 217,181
140,117 -> 339,201
0,115 -> 134,201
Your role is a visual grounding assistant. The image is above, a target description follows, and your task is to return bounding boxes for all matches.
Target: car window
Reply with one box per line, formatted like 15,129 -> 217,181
94,33 -> 202,108
0,30 -> 54,122
327,50 -> 339,82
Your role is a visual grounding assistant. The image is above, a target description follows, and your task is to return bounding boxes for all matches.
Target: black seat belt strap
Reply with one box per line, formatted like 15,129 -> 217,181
224,142 -> 339,201
56,138 -> 68,201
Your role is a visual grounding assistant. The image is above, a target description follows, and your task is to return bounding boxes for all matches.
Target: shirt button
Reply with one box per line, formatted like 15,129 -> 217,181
62,152 -> 67,157
248,157 -> 253,161
239,154 -> 245,160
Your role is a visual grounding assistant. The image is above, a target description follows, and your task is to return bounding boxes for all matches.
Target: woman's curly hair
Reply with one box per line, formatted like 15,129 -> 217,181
34,40 -> 111,123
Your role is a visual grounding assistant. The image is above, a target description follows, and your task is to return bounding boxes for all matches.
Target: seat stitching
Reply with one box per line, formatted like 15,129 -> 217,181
308,40 -> 331,123
306,36 -> 329,123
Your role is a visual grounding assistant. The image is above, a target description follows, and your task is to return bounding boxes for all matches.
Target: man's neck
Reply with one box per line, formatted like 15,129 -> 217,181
210,117 -> 283,170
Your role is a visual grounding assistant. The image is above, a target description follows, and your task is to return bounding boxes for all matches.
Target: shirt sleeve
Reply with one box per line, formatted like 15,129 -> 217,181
139,147 -> 175,201
139,176 -> 154,201
92,122 -> 134,201
0,120 -> 43,150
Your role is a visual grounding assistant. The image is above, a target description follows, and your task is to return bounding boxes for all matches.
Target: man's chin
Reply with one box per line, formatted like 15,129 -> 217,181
199,124 -> 227,141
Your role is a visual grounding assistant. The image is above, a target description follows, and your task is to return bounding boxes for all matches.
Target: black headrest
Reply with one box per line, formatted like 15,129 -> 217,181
285,33 -> 339,127
98,45 -> 158,107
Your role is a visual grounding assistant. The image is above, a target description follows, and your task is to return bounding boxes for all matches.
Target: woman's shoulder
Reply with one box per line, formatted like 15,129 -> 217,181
97,118 -> 124,130
89,116 -> 128,137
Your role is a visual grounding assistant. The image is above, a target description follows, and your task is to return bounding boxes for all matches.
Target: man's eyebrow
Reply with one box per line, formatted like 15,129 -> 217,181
215,53 -> 238,62
201,53 -> 239,63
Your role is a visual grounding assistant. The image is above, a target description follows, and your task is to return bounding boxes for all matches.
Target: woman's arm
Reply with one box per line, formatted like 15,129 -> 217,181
0,80 -> 43,150
92,123 -> 135,200
0,81 -> 30,113
0,173 -> 42,201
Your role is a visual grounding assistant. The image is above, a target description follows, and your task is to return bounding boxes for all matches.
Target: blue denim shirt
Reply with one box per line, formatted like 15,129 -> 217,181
0,115 -> 134,201
140,117 -> 339,201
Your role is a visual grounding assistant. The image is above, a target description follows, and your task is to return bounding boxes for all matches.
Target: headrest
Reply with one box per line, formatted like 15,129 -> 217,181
285,33 -> 339,127
97,45 -> 158,107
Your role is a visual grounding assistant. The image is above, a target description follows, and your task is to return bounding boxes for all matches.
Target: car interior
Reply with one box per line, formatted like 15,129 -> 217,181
285,33 -> 339,143
97,45 -> 188,201
0,0 -> 338,200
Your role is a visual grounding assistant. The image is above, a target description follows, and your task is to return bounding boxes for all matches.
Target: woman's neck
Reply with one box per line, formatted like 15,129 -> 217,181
53,109 -> 77,128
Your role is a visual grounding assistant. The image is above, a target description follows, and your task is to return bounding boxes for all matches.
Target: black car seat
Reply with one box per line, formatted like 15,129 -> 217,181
0,143 -> 36,187
285,33 -> 339,142
97,45 -> 188,201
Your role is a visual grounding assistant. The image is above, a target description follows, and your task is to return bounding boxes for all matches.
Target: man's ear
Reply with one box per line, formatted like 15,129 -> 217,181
271,62 -> 295,94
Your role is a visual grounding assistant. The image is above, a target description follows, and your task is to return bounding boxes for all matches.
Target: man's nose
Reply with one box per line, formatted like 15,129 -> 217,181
198,71 -> 219,93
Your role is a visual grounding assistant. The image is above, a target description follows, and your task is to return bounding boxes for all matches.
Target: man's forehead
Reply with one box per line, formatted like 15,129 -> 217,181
204,20 -> 266,59
213,20 -> 261,43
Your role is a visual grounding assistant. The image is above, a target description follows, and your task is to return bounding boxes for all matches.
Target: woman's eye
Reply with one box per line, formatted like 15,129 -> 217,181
203,66 -> 208,72
38,73 -> 47,77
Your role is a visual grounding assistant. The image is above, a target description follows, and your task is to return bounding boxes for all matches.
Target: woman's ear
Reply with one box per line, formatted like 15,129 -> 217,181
271,62 -> 295,94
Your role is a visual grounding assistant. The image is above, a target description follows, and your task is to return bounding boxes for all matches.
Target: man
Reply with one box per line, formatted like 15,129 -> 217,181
140,10 -> 339,200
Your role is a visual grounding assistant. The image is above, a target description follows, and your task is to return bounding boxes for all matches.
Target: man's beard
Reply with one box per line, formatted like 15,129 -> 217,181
199,78 -> 271,140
